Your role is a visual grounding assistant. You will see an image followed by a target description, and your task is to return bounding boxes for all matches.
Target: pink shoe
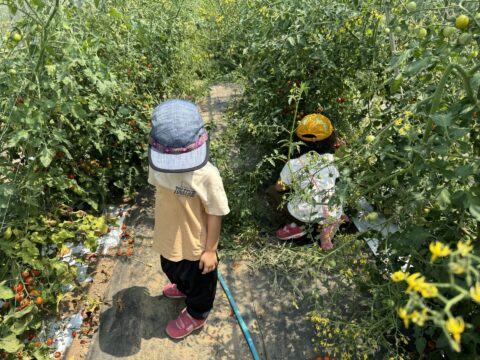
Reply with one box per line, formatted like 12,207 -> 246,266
166,308 -> 206,339
163,283 -> 186,299
276,223 -> 306,240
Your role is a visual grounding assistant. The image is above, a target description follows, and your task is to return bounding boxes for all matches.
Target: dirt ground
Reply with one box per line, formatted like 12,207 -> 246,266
64,84 -> 317,360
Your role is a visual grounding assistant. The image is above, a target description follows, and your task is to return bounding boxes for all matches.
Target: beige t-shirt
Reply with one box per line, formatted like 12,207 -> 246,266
148,162 -> 230,261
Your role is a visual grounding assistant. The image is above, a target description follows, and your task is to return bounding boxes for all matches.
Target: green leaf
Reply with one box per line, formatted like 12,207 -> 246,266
11,317 -> 31,335
467,191 -> 480,221
3,305 -> 34,322
108,7 -> 123,19
0,183 -> 16,198
0,282 -> 14,299
0,333 -> 23,353
415,337 -> 426,353
436,188 -> 451,210
72,104 -> 87,119
406,57 -> 431,76
39,147 -> 54,168
387,50 -> 411,71
432,113 -> 453,127
455,165 -> 473,177
97,81 -> 108,95
448,127 -> 469,139
32,349 -> 49,360
95,116 -> 108,126
112,128 -> 127,142
20,240 -> 40,263
6,130 -> 29,148
471,73 -> 480,95
84,198 -> 98,211
389,75 -> 403,94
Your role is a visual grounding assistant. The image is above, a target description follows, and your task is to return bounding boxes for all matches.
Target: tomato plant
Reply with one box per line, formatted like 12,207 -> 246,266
0,1 -> 212,357
208,0 -> 480,357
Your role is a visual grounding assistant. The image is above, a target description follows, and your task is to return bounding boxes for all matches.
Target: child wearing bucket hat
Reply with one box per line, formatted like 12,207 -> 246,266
266,113 -> 346,250
147,99 -> 230,339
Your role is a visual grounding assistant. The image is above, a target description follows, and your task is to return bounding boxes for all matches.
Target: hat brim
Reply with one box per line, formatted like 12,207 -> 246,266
148,140 -> 209,173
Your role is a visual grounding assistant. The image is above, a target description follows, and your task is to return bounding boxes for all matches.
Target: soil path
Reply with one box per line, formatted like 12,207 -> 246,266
71,84 -> 316,360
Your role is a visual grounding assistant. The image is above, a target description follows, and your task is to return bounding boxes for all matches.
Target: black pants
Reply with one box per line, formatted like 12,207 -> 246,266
160,256 -> 217,320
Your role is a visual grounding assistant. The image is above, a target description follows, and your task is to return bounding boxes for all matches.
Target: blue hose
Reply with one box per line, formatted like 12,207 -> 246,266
217,270 -> 261,360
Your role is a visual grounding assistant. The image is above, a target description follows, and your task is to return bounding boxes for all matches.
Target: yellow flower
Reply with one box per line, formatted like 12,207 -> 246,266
446,317 -> 465,345
398,128 -> 406,135
394,118 -> 404,126
457,240 -> 473,256
411,309 -> 428,326
419,284 -> 438,298
406,272 -> 426,292
404,124 -> 411,131
391,271 -> 407,282
404,111 -> 413,117
429,241 -> 451,262
398,307 -> 411,328
470,283 -> 480,303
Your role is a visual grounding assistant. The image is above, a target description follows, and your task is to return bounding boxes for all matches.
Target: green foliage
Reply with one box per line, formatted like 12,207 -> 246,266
0,0 -> 211,357
0,211 -> 112,358
212,0 -> 480,358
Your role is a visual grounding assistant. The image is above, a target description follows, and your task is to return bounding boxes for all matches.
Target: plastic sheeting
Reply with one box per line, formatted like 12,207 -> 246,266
46,205 -> 129,357
352,198 -> 399,256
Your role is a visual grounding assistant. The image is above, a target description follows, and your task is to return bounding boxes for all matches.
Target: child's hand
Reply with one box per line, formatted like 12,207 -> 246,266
199,250 -> 218,274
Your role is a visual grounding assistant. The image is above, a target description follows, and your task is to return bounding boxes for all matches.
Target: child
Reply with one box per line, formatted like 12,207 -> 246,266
147,99 -> 230,339
266,113 -> 344,250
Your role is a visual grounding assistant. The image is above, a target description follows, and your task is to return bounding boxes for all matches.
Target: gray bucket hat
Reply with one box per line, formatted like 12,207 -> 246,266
148,99 -> 209,173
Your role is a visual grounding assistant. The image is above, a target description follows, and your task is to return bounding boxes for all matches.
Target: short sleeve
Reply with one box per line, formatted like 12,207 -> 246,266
148,166 -> 156,186
202,167 -> 230,216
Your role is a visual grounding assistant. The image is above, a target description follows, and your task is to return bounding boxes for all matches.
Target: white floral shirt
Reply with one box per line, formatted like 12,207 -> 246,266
280,152 -> 342,223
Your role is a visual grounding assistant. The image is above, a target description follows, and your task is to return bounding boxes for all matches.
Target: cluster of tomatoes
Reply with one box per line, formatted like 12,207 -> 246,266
2,269 -> 43,313
116,220 -> 135,258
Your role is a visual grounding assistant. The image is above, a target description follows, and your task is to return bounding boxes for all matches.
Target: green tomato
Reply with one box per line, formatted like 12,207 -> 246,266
9,68 -> 16,75
4,227 -> 12,240
383,299 -> 395,308
394,26 -> 402,33
422,208 -> 430,215
365,212 -> 379,221
391,179 -> 399,187
458,33 -> 472,45
442,26 -> 456,38
11,32 -> 22,42
475,13 -> 480,21
384,27 -> 391,34
417,27 -> 427,39
406,2 -> 417,12
468,50 -> 479,59
366,134 -> 376,143
455,15 -> 469,30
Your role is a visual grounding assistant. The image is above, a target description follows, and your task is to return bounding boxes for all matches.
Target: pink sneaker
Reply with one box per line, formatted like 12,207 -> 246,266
163,283 -> 186,299
165,308 -> 206,339
275,223 -> 306,240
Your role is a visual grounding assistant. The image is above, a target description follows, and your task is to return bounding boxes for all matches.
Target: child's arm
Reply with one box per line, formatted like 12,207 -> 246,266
199,214 -> 222,274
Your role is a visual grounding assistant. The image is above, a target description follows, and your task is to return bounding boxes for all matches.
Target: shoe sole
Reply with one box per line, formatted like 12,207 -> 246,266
165,321 -> 206,339
276,232 -> 307,240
